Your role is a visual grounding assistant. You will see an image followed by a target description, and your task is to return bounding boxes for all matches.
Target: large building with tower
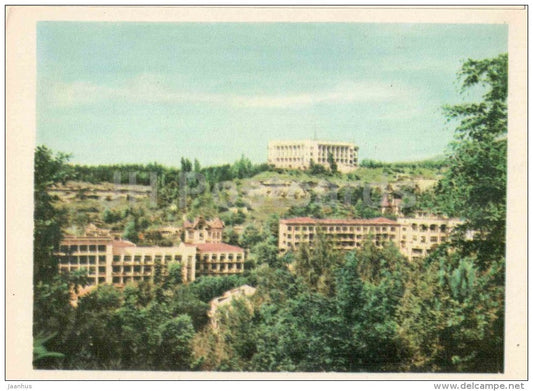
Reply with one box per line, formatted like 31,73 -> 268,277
268,140 -> 359,173
278,214 -> 461,261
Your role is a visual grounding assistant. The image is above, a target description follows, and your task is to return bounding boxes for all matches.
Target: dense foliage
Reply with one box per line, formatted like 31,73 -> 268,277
33,54 -> 506,372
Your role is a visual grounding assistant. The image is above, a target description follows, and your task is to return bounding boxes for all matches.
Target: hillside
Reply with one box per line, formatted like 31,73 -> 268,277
52,164 -> 444,240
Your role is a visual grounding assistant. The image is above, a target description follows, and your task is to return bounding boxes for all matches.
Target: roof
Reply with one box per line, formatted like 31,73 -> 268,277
195,242 -> 245,253
183,217 -> 225,229
381,195 -> 402,207
280,217 -> 399,226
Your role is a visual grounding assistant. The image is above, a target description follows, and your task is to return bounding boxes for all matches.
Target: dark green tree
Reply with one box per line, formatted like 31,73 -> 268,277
293,230 -> 342,296
180,157 -> 192,173
327,152 -> 338,174
122,220 -> 139,243
156,315 -> 195,370
439,53 -> 507,265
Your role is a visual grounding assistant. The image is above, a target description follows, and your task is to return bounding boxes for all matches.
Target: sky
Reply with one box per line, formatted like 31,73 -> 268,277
37,22 -> 507,167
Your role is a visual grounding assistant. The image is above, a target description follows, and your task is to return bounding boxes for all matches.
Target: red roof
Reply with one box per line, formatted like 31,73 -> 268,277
195,242 -> 245,253
112,240 -> 136,248
280,217 -> 399,225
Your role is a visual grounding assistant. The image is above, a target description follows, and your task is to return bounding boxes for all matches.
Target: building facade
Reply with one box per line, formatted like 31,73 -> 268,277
193,242 -> 246,277
57,222 -> 245,288
268,140 -> 359,173
279,215 -> 461,261
396,214 -> 461,261
183,217 -> 224,244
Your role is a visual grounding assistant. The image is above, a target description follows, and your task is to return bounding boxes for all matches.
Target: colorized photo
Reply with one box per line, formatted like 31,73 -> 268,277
33,20 -> 508,373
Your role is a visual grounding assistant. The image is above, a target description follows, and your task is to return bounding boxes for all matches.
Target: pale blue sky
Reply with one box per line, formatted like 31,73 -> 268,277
37,22 -> 507,166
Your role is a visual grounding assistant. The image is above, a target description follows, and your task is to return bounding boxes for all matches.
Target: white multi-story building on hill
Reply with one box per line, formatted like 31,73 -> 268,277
268,140 -> 358,173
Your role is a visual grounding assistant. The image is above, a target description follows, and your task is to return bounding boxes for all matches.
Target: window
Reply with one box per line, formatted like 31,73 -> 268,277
79,256 -> 87,264
80,245 -> 87,252
113,255 -> 120,263
99,266 -> 106,274
134,256 -> 141,263
98,245 -> 106,252
165,255 -> 172,262
123,266 -> 131,273
89,245 -> 97,252
60,245 -> 68,253
99,255 -> 106,264
89,256 -> 96,264
69,245 -> 78,252
124,255 -> 132,262
430,236 -> 438,243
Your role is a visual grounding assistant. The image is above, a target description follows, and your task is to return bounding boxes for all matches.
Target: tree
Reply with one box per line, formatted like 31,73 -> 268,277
123,220 -> 138,243
165,262 -> 183,288
180,157 -> 192,173
239,225 -> 264,249
34,145 -> 70,283
231,155 -> 254,179
308,159 -> 327,175
223,229 -> 240,246
193,158 -> 201,173
252,241 -> 280,268
335,250 -> 407,371
293,230 -> 342,296
156,315 -> 195,370
439,53 -> 507,265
